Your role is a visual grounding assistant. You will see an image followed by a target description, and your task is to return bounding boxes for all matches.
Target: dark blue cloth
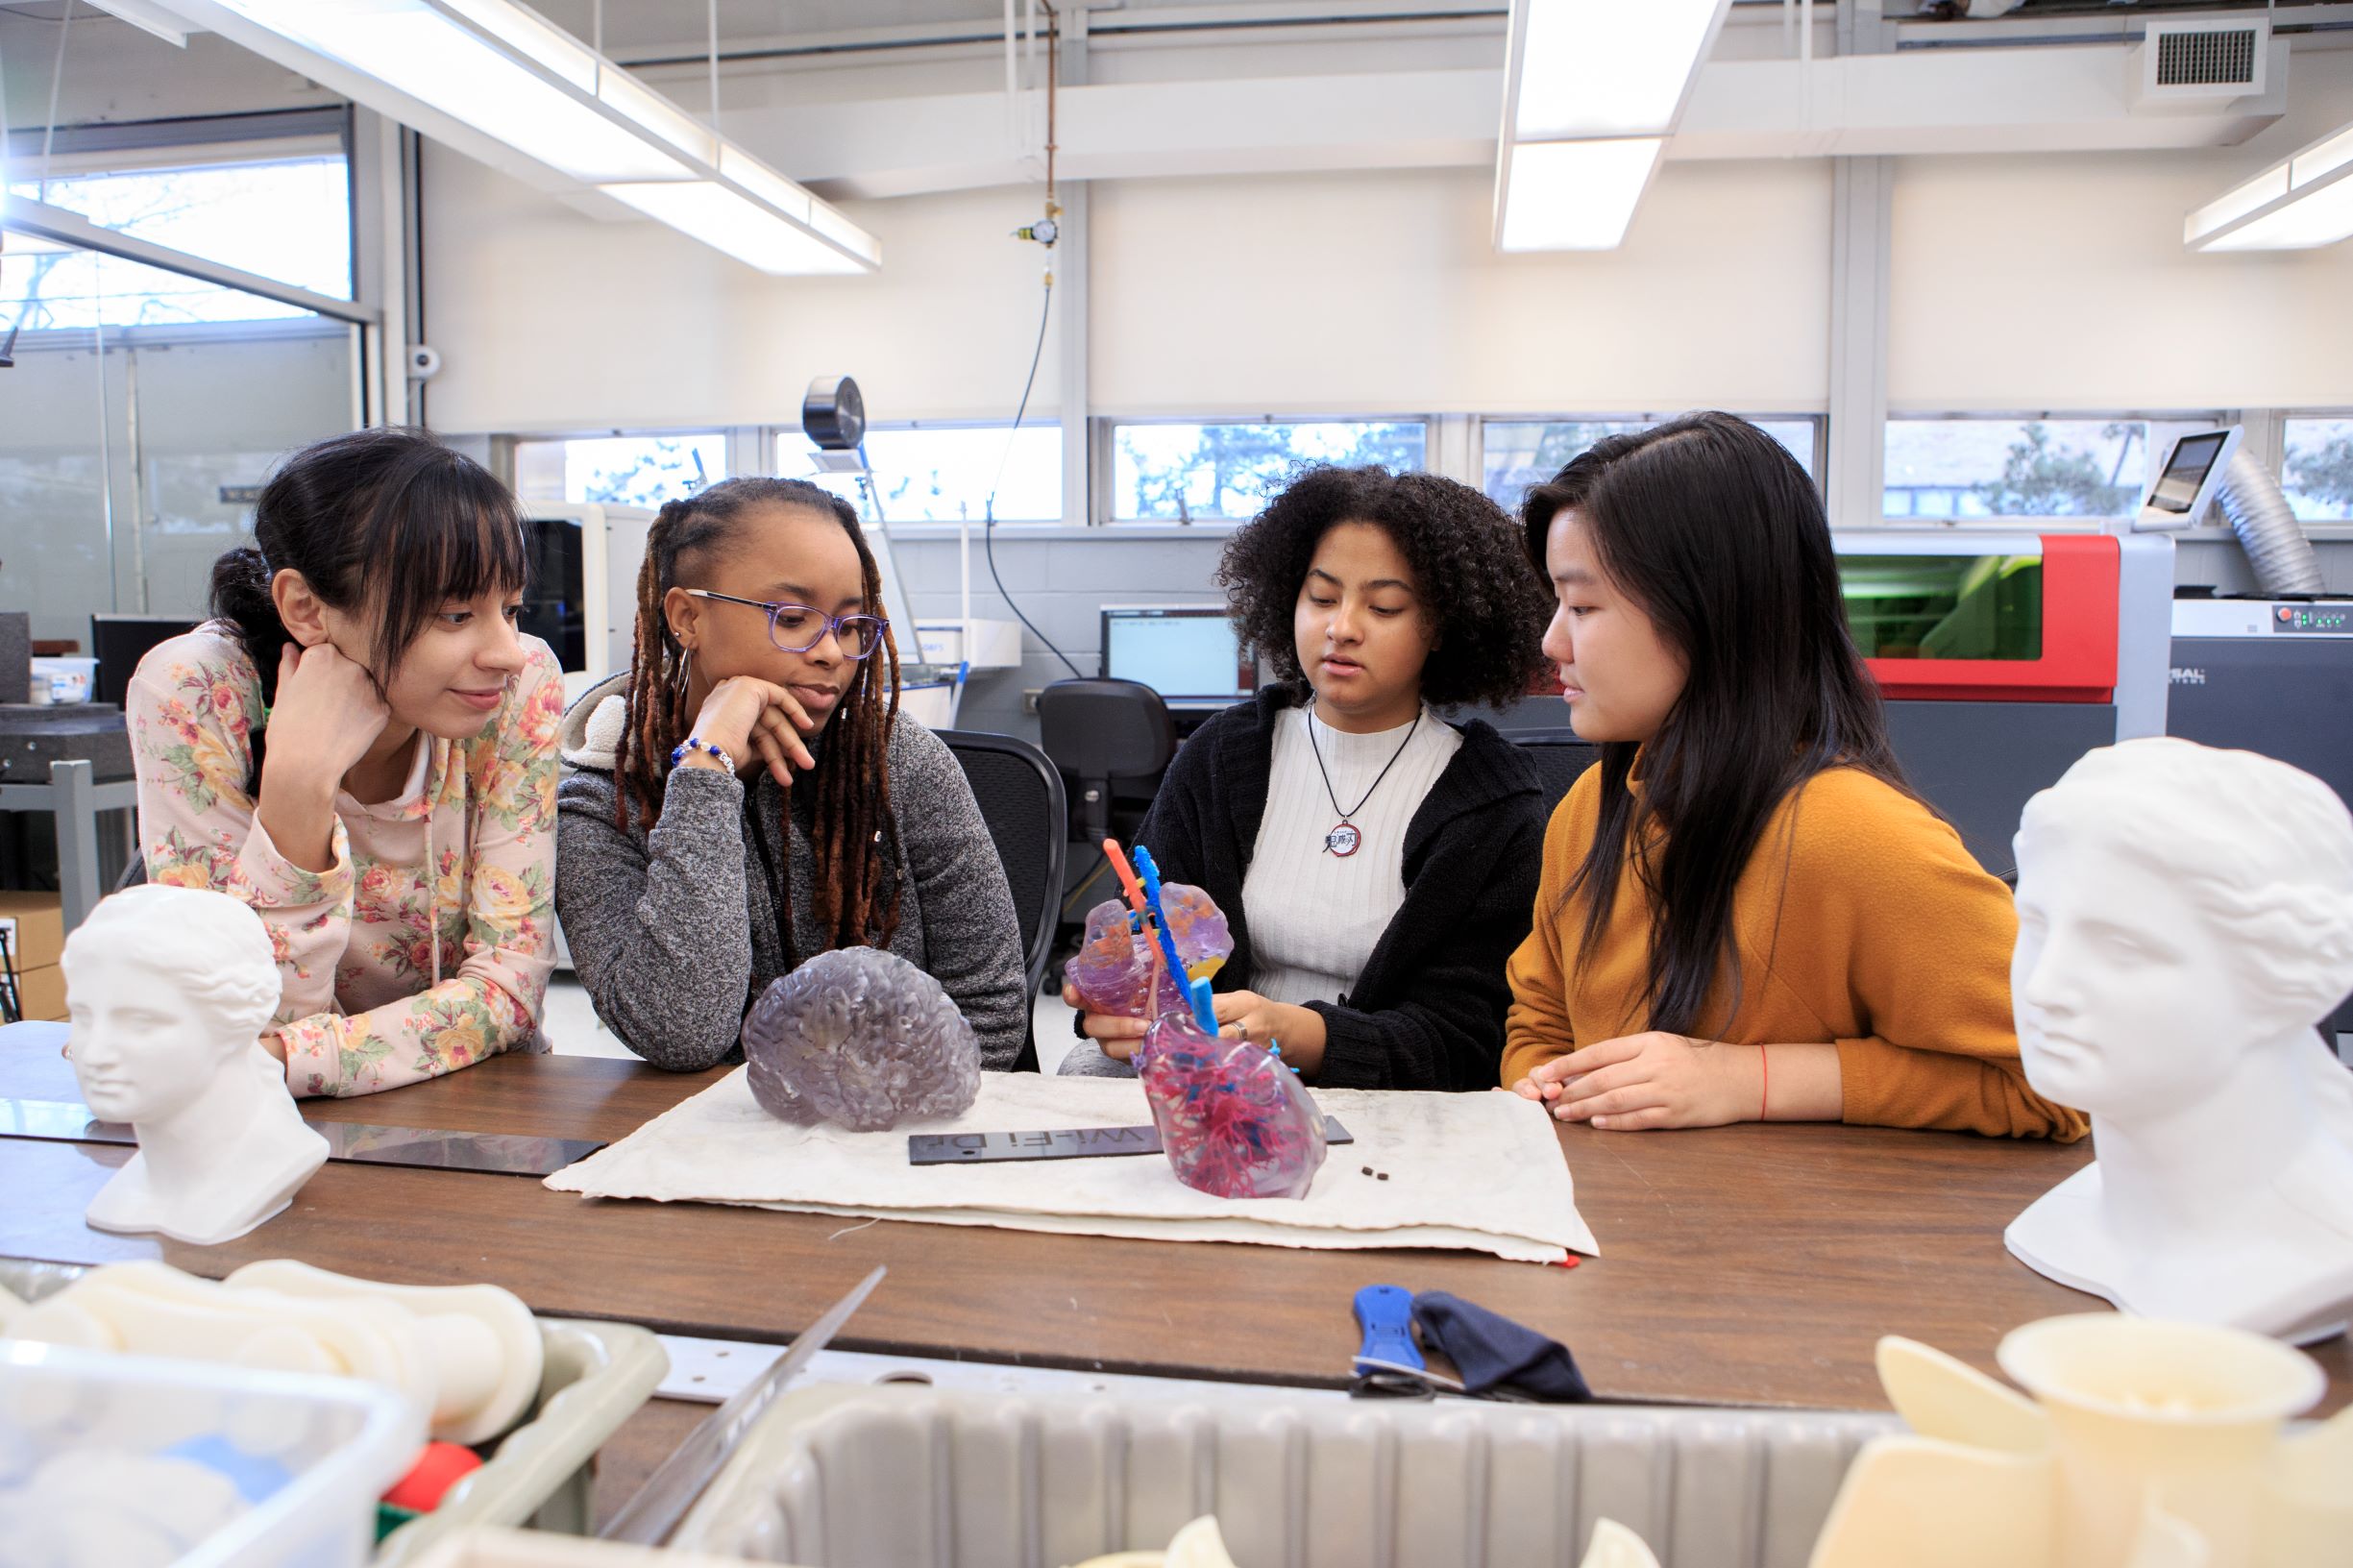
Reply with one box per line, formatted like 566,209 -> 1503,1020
1411,1290 -> 1592,1403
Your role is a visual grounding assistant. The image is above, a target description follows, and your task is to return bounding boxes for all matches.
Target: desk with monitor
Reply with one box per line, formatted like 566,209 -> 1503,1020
1098,604 -> 1256,736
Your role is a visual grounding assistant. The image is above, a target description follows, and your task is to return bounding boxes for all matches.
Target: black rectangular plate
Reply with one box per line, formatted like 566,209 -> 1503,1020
0,1098 -> 601,1178
909,1116 -> 1352,1165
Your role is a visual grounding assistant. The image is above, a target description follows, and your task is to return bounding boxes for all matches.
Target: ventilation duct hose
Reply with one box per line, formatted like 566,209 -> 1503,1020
2215,447 -> 2325,597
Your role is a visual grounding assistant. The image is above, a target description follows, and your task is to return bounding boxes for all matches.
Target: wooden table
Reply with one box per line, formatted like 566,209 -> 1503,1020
5,1044 -> 2346,1416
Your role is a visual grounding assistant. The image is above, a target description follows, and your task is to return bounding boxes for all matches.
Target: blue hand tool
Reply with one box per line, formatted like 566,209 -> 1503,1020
1351,1284 -> 1423,1375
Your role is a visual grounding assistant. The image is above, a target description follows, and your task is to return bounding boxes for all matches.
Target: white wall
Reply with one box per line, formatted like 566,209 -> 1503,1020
1889,45 -> 2353,413
426,50 -> 2353,435
421,146 -> 1066,432
426,151 -> 1833,429
1090,159 -> 1834,418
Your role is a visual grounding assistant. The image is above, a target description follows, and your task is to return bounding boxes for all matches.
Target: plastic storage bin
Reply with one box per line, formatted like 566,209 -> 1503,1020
670,1384 -> 1902,1568
0,1260 -> 667,1566
376,1317 -> 668,1564
403,1524 -> 762,1568
0,1337 -> 425,1568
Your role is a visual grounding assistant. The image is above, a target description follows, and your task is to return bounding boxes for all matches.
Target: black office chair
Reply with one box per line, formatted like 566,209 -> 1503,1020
1509,727 -> 1602,812
1037,679 -> 1176,846
936,729 -> 1066,1000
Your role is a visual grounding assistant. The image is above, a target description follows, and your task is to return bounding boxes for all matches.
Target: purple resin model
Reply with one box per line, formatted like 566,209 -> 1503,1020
740,947 -> 982,1132
1065,884 -> 1234,1019
1135,1010 -> 1328,1200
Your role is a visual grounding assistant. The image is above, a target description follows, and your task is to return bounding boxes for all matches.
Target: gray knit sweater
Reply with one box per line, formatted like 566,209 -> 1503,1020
553,675 -> 1029,1071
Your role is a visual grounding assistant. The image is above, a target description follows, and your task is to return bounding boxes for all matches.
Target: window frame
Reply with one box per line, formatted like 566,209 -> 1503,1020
509,429 -> 732,509
1092,414 -> 1439,527
1879,409 -> 2229,527
1,109 -> 358,346
1476,412 -> 1826,510
776,418 -> 1067,527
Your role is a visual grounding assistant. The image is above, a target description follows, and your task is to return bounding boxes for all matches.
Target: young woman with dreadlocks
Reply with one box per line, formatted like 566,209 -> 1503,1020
554,478 -> 1029,1071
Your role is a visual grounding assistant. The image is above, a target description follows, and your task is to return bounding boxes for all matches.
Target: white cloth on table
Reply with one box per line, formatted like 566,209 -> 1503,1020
545,1069 -> 1596,1263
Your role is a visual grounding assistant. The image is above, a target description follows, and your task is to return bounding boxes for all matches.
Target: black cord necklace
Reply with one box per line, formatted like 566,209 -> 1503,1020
1305,700 -> 1421,858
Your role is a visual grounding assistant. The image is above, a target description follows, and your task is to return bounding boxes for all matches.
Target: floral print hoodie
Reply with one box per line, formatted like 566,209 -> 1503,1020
127,625 -> 563,1098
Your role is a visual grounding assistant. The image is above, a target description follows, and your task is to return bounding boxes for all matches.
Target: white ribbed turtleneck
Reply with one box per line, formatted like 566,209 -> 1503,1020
1240,701 -> 1460,1007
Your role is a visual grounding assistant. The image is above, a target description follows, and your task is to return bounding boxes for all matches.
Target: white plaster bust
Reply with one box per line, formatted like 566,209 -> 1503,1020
63,885 -> 328,1246
2006,737 -> 2353,1344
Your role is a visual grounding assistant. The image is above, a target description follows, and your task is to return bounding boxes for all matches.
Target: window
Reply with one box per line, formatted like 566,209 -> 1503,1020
3,157 -> 352,331
2284,418 -> 2353,523
513,432 -> 727,508
1108,420 -> 1427,523
779,425 -> 1063,524
1883,419 -> 2147,521
1481,417 -> 1818,509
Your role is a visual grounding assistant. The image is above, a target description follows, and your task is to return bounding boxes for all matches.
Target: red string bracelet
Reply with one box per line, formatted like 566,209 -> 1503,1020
1758,1044 -> 1770,1122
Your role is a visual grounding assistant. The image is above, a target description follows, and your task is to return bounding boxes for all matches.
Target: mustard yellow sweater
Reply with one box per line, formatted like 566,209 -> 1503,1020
1502,765 -> 2086,1140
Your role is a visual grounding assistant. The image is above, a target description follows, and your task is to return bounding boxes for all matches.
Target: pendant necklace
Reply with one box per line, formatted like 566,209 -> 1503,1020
1306,701 -> 1420,858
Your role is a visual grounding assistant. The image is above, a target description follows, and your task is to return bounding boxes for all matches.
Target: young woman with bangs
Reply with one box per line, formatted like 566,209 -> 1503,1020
1504,411 -> 2084,1139
128,427 -> 564,1098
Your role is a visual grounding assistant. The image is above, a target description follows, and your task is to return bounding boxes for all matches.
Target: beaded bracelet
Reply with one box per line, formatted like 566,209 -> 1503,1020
670,736 -> 728,768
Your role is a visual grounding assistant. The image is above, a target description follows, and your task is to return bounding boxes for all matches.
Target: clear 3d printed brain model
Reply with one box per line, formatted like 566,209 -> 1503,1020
1065,883 -> 1233,1018
741,946 -> 982,1132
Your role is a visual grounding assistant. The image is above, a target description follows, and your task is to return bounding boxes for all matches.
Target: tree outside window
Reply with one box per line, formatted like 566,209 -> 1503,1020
1886,420 -> 2145,520
1483,417 -> 1818,510
2284,418 -> 2353,522
2,159 -> 351,331
513,433 -> 725,508
1111,421 -> 1426,522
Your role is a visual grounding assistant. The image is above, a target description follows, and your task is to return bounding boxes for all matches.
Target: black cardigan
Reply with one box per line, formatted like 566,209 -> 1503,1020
1133,684 -> 1547,1091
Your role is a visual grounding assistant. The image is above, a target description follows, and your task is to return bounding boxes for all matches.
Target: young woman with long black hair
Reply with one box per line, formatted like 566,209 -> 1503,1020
128,428 -> 562,1098
554,478 -> 1029,1070
1062,465 -> 1552,1090
1504,412 -> 2083,1139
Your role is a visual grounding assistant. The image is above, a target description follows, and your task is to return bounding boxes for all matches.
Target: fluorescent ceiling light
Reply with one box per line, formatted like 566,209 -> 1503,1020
445,0 -> 596,92
806,200 -> 882,267
140,0 -> 880,274
601,183 -> 869,276
2292,125 -> 2353,189
85,0 -> 190,46
1511,0 -> 1732,140
600,65 -> 719,168
2187,118 -> 2353,251
719,146 -> 813,227
2186,166 -> 2289,242
2195,173 -> 2353,251
1498,137 -> 1662,252
208,0 -> 688,183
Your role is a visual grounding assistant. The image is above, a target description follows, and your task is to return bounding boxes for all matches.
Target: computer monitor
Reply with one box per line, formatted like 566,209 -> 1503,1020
91,614 -> 200,708
2136,428 -> 2243,530
1099,605 -> 1256,707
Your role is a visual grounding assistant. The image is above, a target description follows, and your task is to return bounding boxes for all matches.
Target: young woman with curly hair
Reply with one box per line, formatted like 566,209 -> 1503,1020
553,478 -> 1029,1072
1505,413 -> 2081,1139
1062,465 -> 1553,1090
